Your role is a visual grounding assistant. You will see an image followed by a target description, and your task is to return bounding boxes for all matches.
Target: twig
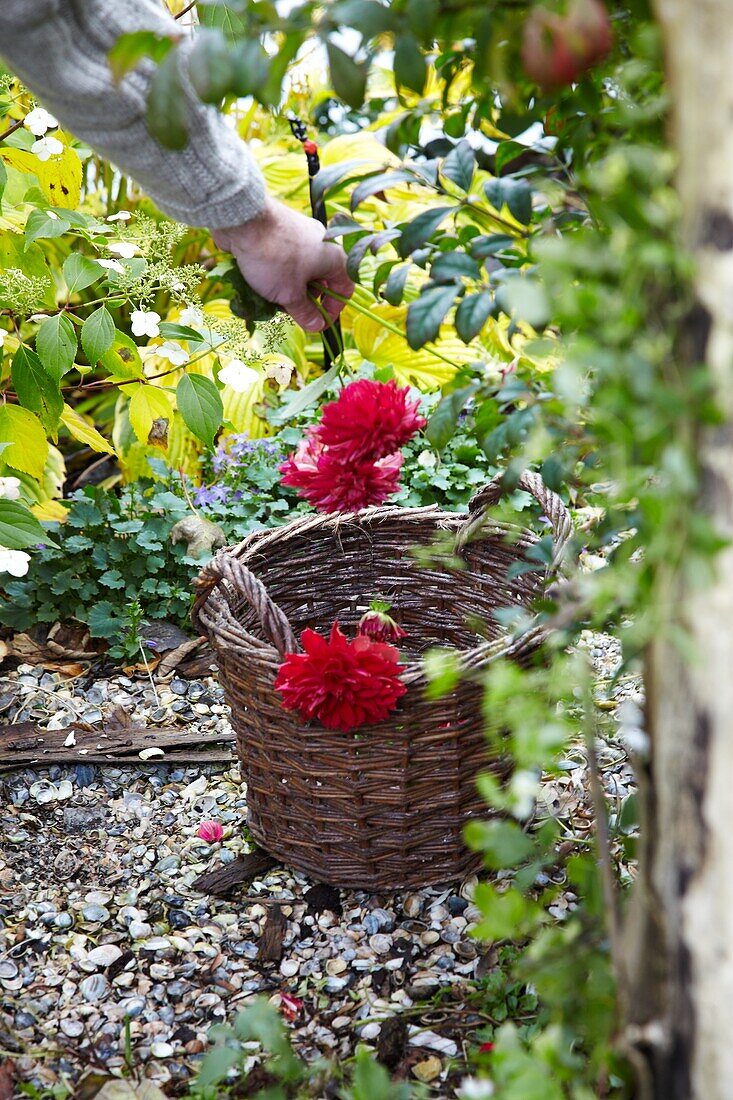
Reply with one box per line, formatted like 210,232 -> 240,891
0,118 -> 24,144
582,677 -> 623,979
174,1 -> 198,19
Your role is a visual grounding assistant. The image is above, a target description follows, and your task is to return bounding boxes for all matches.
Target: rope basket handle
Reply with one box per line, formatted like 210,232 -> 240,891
192,550 -> 299,656
457,469 -> 574,571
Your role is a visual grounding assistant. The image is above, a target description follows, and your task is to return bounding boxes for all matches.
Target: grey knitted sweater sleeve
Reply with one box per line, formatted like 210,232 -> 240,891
0,0 -> 267,228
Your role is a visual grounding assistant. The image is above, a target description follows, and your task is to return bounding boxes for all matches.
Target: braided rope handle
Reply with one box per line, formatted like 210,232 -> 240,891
192,550 -> 299,656
456,470 -> 573,571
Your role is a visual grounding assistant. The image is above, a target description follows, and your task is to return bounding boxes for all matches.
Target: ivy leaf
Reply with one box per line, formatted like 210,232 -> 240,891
81,306 -> 115,365
442,140 -> 476,193
0,500 -> 56,550
326,41 -> 367,108
63,253 -> 104,295
398,206 -> 454,257
189,28 -> 235,103
0,406 -> 48,479
394,35 -> 427,94
455,292 -> 495,342
425,383 -> 479,452
406,285 -> 458,349
35,313 -> 78,380
176,374 -> 223,448
146,47 -> 188,150
11,345 -> 63,435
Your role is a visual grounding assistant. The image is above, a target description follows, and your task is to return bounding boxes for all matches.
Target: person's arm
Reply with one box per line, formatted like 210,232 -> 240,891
0,0 -> 353,330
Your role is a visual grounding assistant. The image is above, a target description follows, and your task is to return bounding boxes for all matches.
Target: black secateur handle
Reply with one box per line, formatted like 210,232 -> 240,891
225,116 -> 342,370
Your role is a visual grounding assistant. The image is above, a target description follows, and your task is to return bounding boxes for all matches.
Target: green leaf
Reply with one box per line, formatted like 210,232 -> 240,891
0,406 -> 48,480
430,252 -> 482,283
100,331 -> 143,381
270,361 -> 341,425
87,600 -> 125,640
81,306 -> 115,365
189,28 -> 235,103
406,285 -> 457,349
146,48 -> 188,150
394,35 -> 427,94
11,345 -> 63,435
326,41 -> 368,108
108,30 -> 173,82
176,374 -> 223,448
35,313 -> 78,380
464,819 -> 535,867
382,263 -> 411,306
332,0 -> 398,38
0,161 -> 6,206
63,253 -> 104,295
455,292 -> 495,342
426,383 -> 478,452
470,233 -> 515,259
442,140 -> 476,192
495,140 -> 526,174
484,177 -> 532,225
350,169 -> 416,211
231,40 -> 270,97
25,208 -> 70,247
398,205 -> 454,257
495,279 -> 550,331
157,322 -> 206,343
0,500 -> 55,550
423,648 -> 461,699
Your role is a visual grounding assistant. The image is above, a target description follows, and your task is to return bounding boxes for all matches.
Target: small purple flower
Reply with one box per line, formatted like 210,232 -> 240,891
194,484 -> 230,508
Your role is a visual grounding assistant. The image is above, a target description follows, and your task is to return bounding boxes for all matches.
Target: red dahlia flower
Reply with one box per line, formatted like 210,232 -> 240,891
280,429 -> 403,513
317,379 -> 426,462
274,622 -> 407,731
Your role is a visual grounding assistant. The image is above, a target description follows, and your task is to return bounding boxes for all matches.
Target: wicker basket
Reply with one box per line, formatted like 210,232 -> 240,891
192,471 -> 572,891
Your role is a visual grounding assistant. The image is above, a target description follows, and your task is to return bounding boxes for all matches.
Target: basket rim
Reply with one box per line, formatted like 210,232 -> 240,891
193,498 -> 564,683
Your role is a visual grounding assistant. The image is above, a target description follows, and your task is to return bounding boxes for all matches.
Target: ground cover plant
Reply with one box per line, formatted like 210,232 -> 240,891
1,0 -> 729,1098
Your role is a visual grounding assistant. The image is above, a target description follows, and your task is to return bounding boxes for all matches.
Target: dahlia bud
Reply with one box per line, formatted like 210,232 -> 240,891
357,601 -> 407,644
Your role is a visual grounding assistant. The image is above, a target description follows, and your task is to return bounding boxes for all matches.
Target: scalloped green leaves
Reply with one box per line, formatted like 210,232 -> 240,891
176,374 -> 223,449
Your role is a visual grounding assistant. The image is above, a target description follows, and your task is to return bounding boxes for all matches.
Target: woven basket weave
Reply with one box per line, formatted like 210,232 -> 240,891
192,470 -> 572,891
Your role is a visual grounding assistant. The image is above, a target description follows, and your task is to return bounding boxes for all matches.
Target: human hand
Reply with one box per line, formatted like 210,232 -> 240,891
212,198 -> 355,332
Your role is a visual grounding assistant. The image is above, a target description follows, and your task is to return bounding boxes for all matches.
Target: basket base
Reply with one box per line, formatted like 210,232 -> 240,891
247,818 -> 484,893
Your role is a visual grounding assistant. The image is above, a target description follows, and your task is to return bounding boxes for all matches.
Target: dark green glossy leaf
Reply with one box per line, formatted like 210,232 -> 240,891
326,41 -> 367,108
426,383 -> 479,452
398,205 -> 454,257
442,140 -> 475,192
406,284 -> 457,349
11,345 -> 63,435
382,263 -> 411,306
81,306 -> 115,365
146,47 -> 188,150
189,28 -> 235,103
394,35 -> 427,94
35,313 -> 77,380
455,291 -> 495,342
350,169 -> 416,211
430,252 -> 482,283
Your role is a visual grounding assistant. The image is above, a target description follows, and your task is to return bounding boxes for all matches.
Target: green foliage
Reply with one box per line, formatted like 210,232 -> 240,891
0,481 -> 194,654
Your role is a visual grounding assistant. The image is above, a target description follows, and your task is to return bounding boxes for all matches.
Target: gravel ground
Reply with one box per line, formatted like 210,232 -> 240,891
0,632 -> 641,1097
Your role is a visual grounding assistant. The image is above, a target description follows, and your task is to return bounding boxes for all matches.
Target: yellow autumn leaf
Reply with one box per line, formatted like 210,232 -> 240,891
348,301 -> 472,390
128,384 -> 174,444
0,405 -> 48,479
60,404 -> 116,455
31,498 -> 68,522
101,332 -> 144,381
0,141 -> 82,210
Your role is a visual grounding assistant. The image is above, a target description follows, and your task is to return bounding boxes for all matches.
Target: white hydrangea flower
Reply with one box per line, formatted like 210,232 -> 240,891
157,341 -> 188,367
107,241 -> 139,258
456,1079 -> 495,1100
24,107 -> 58,136
0,330 -> 6,349
31,135 -> 64,162
107,210 -> 132,222
0,477 -> 21,501
0,547 -> 31,578
219,358 -> 259,391
97,258 -> 125,274
130,309 -> 161,339
263,356 -> 293,387
179,306 -> 204,327
417,449 -> 437,469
